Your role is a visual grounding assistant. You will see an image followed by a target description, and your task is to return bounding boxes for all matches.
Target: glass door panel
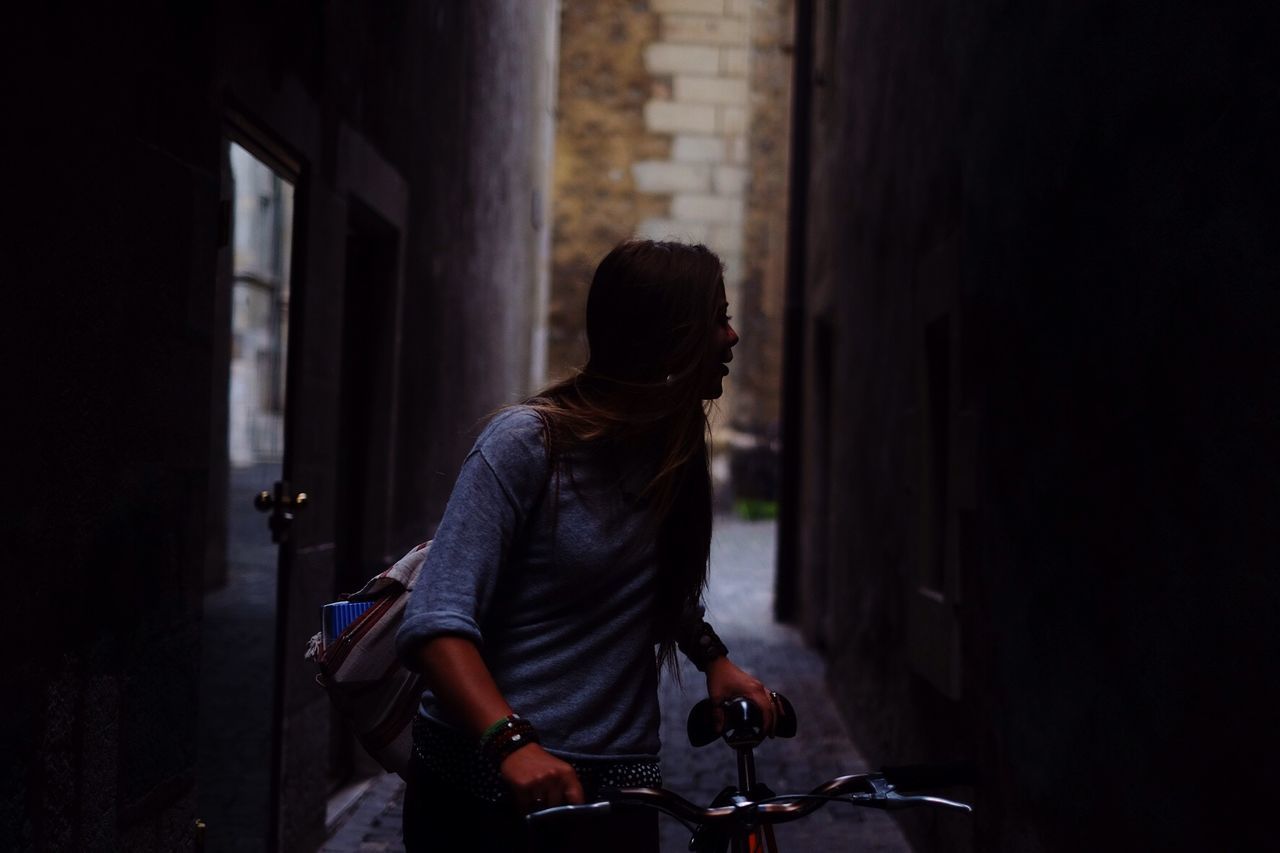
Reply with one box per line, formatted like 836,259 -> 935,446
197,140 -> 295,852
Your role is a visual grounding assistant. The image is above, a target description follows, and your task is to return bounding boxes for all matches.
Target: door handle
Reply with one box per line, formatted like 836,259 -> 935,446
253,480 -> 308,543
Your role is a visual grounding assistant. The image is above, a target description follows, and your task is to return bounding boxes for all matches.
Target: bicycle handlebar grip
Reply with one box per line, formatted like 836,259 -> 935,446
686,699 -> 718,747
881,761 -> 976,790
687,692 -> 798,747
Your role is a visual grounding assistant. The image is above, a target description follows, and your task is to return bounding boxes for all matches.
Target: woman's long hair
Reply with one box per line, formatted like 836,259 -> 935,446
521,240 -> 723,676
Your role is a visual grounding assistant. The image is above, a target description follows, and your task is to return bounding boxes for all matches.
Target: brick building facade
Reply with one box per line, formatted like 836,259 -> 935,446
550,0 -> 792,500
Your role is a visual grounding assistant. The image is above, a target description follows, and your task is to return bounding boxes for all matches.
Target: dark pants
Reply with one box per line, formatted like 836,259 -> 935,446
403,755 -> 659,853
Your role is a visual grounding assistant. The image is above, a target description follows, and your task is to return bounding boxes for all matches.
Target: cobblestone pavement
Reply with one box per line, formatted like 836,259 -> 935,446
198,462 -> 282,852
321,517 -> 912,852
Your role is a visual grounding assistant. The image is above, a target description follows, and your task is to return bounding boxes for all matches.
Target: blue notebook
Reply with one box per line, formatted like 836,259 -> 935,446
322,600 -> 376,647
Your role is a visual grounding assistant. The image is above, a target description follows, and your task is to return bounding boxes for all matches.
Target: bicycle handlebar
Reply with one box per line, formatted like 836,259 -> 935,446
527,694 -> 973,840
527,767 -> 972,829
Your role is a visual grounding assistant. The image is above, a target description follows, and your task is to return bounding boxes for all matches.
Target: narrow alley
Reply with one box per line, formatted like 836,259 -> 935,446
321,517 -> 912,852
10,2 -> 1275,851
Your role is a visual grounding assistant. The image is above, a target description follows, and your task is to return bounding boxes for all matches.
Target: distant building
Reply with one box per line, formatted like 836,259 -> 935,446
549,0 -> 794,505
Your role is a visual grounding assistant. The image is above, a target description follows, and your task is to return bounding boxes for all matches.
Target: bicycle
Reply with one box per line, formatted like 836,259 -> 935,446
527,693 -> 973,852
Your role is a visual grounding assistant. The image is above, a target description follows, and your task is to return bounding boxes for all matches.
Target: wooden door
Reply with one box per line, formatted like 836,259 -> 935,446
270,172 -> 346,853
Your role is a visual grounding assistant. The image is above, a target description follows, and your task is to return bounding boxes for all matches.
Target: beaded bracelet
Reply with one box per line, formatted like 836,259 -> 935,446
479,713 -> 540,764
480,714 -> 516,744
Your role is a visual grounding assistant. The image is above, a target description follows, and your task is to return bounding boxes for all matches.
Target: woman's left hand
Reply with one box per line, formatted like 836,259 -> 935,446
704,656 -> 777,737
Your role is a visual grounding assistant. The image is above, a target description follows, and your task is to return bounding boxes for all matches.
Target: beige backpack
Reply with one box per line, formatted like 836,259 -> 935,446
304,541 -> 431,778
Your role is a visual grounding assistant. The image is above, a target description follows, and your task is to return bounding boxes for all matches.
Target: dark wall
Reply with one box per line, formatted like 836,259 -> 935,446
392,1 -> 556,543
5,2 -> 551,850
788,1 -> 1279,850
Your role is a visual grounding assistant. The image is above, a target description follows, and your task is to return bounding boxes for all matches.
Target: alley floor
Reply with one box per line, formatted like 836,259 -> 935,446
321,517 -> 912,852
198,462 -> 283,852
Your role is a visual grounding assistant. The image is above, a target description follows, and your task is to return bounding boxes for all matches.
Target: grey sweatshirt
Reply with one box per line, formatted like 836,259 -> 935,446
396,406 -> 691,761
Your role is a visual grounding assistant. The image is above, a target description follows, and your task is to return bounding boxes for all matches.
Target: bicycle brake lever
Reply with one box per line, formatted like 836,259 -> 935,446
525,801 -> 613,823
856,776 -> 973,813
884,793 -> 973,813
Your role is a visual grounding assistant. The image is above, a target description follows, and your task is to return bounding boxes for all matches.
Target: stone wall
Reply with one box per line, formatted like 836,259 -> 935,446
733,0 -> 792,499
548,2 -> 668,377
785,0 -> 1280,850
551,0 -> 791,500
4,2 -> 556,849
635,0 -> 754,436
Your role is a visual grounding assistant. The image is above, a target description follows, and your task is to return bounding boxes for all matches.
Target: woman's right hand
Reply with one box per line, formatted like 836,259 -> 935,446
500,743 -> 585,814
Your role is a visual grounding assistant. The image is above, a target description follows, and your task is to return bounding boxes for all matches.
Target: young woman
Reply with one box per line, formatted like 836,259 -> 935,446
395,240 -> 777,852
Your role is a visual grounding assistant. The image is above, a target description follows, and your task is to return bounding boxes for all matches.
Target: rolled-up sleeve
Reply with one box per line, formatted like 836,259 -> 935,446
395,409 -> 548,671
677,597 -> 708,648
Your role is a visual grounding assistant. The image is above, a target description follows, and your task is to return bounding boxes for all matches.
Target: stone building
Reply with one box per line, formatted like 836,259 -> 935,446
7,2 -> 1277,852
5,2 -> 557,850
550,0 -> 793,501
777,0 -> 1280,850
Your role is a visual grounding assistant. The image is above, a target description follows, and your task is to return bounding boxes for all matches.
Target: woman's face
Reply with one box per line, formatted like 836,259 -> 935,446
701,279 -> 740,400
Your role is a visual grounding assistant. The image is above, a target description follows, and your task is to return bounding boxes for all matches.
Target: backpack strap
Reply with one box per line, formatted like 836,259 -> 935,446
346,541 -> 432,602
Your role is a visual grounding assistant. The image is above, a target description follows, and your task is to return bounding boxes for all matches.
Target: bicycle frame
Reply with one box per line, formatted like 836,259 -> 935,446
702,732 -> 779,853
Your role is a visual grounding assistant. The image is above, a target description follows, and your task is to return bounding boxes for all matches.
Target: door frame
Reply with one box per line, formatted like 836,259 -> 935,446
214,99 -> 410,851
327,124 -> 410,789
333,122 -> 409,570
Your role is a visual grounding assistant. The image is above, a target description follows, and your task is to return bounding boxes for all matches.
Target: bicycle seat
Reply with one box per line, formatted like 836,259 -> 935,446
687,692 -> 798,748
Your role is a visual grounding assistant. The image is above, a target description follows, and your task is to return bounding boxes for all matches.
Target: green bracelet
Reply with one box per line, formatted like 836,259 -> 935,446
480,714 -> 518,745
